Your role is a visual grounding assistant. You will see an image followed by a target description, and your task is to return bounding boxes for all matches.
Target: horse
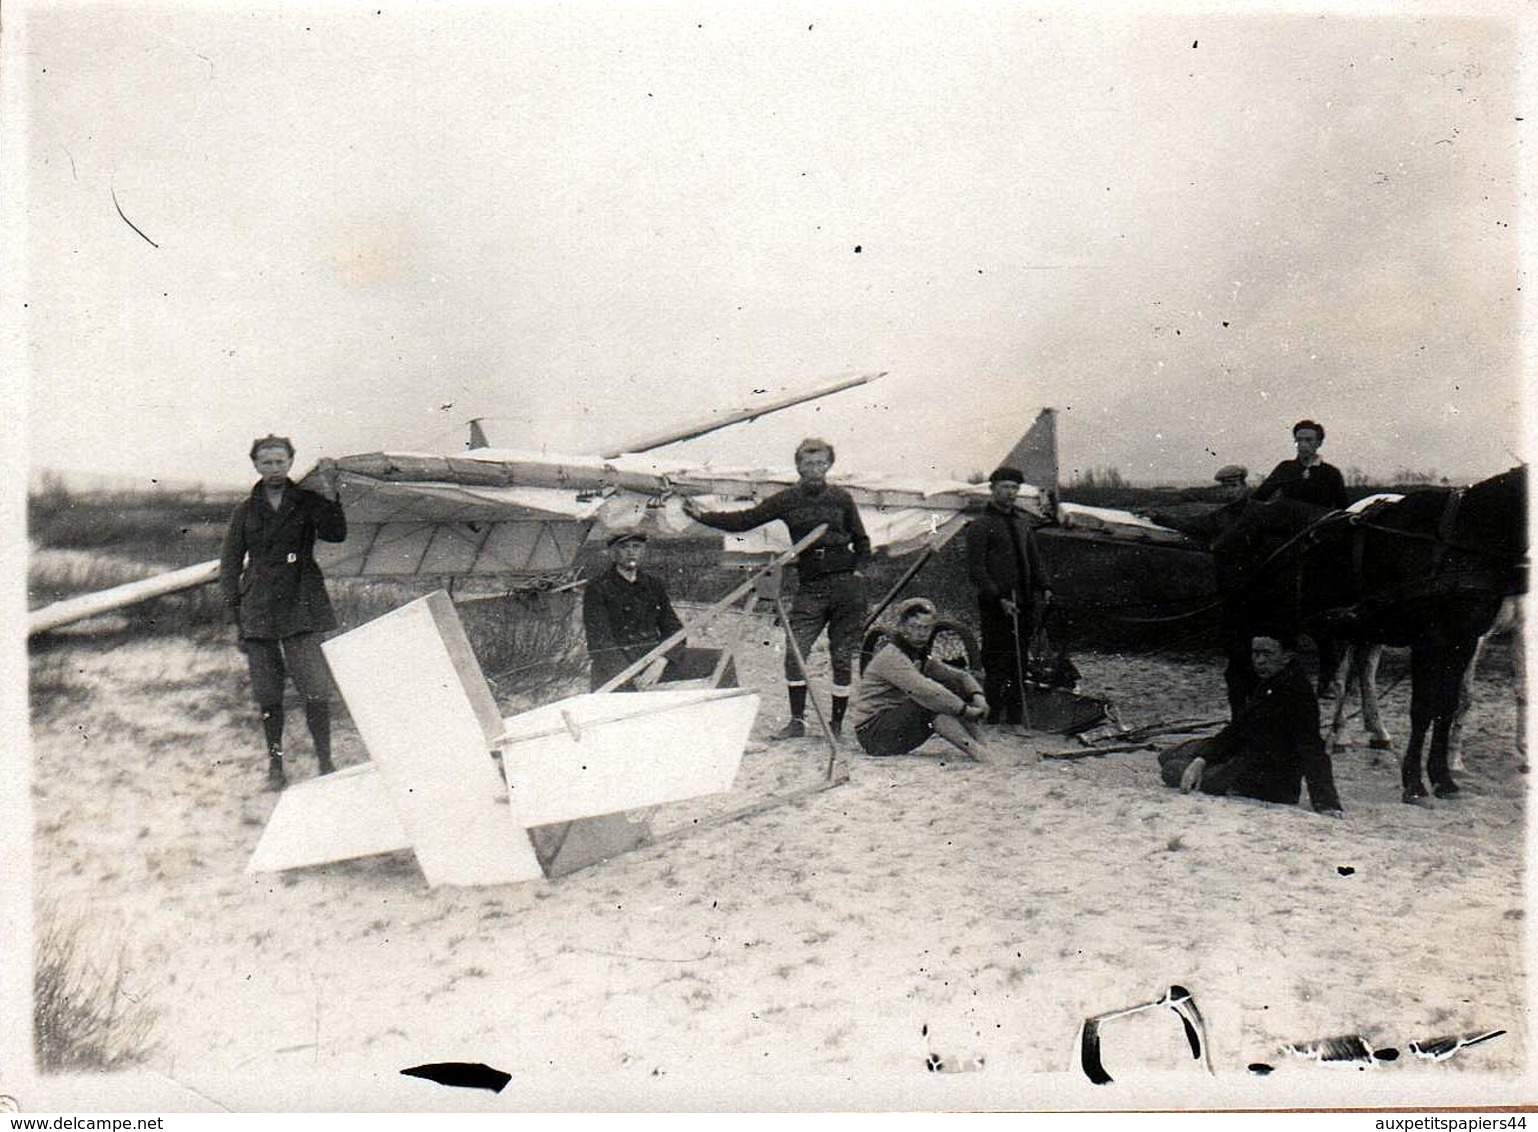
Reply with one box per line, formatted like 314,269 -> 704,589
1330,595 -> 1524,770
1212,466 -> 1527,804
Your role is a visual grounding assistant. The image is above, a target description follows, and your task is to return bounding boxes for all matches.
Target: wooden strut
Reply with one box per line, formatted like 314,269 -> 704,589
770,587 -> 842,780
621,771 -> 850,858
491,688 -> 756,747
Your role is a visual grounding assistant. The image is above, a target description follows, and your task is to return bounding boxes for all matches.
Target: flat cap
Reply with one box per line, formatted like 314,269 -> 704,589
605,530 -> 648,547
893,597 -> 937,620
988,466 -> 1026,485
1213,464 -> 1248,483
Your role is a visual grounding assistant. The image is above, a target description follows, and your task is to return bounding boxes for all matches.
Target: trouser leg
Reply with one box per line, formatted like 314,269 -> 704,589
977,600 -> 1018,724
244,638 -> 289,789
282,633 -> 337,773
305,701 -> 334,773
825,574 -> 866,735
782,585 -> 831,724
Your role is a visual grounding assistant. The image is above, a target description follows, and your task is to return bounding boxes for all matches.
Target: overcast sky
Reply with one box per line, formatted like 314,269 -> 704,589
10,1 -> 1531,489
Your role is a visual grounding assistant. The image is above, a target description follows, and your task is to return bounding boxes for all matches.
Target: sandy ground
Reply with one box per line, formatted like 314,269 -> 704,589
22,602 -> 1533,1111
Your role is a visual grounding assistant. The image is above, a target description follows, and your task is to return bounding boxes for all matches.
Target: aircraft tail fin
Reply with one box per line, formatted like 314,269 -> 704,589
468,419 -> 491,450
998,408 -> 1058,492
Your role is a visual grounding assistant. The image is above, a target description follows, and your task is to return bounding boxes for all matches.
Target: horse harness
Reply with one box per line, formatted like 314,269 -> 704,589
1246,490 -> 1517,632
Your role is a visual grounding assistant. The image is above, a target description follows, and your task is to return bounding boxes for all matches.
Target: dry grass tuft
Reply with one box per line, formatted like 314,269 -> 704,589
28,653 -> 91,719
33,902 -> 159,1073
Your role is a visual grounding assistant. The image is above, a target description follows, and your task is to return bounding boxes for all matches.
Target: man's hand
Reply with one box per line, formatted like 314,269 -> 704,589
962,694 -> 988,720
634,657 -> 669,691
681,498 -> 704,521
1000,597 -> 1018,618
314,457 -> 341,502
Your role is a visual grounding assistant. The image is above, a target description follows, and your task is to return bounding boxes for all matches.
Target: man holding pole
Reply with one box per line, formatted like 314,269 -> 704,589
683,438 -> 870,738
965,466 -> 1053,729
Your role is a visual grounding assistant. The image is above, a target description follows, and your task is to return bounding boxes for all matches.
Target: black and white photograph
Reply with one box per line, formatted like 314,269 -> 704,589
4,0 -> 1533,1115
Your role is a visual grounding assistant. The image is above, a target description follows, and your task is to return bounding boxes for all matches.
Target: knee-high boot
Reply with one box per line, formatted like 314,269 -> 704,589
260,704 -> 286,791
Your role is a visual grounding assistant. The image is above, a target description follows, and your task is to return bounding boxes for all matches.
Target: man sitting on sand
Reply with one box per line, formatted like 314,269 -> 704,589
1159,635 -> 1344,817
850,598 -> 999,763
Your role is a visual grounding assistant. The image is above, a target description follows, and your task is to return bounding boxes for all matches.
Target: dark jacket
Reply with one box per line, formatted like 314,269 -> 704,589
582,566 -> 685,689
220,480 -> 347,639
965,504 -> 1051,605
689,482 -> 870,581
1252,459 -> 1349,511
1201,659 -> 1342,812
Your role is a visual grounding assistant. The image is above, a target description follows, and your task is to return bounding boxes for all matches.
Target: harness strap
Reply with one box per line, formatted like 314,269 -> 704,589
1431,488 -> 1466,571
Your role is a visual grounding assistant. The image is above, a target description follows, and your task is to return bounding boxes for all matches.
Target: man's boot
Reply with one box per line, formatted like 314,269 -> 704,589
829,694 -> 849,737
771,718 -> 807,741
775,683 -> 808,740
266,752 -> 287,792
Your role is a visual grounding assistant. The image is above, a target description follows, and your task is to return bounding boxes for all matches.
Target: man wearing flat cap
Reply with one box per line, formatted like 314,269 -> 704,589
965,466 -> 1053,727
1214,464 -> 1248,496
220,434 -> 346,791
582,530 -> 734,691
1148,464 -> 1254,545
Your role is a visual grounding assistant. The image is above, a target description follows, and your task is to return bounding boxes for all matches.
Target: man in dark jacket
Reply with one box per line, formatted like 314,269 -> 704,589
582,531 -> 733,691
1159,636 -> 1344,816
220,435 -> 347,791
1251,420 -> 1349,512
682,438 -> 869,738
965,466 -> 1053,727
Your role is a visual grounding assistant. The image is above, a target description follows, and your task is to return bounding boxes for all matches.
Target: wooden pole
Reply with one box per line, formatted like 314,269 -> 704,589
771,590 -> 841,778
599,372 -> 885,458
861,512 -> 970,635
28,558 -> 221,636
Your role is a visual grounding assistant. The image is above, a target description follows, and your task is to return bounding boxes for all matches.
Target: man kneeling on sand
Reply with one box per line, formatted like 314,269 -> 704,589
1159,635 -> 1344,817
849,598 -> 999,763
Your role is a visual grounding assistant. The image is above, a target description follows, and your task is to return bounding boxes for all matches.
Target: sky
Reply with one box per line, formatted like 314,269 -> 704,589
8,1 -> 1533,490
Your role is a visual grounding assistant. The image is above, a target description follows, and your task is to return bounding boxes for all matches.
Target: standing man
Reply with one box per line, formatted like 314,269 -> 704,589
582,531 -> 734,691
1251,420 -> 1349,511
682,437 -> 869,738
221,436 -> 347,791
1145,464 -> 1252,545
1249,419 -> 1350,696
965,466 -> 1053,727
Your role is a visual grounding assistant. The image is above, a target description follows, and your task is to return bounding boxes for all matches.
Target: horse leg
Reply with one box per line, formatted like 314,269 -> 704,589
1327,643 -> 1354,754
1429,714 -> 1458,797
1402,644 -> 1434,805
1430,637 -> 1480,798
1447,634 -> 1485,773
1318,636 -> 1344,700
1360,644 -> 1393,752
